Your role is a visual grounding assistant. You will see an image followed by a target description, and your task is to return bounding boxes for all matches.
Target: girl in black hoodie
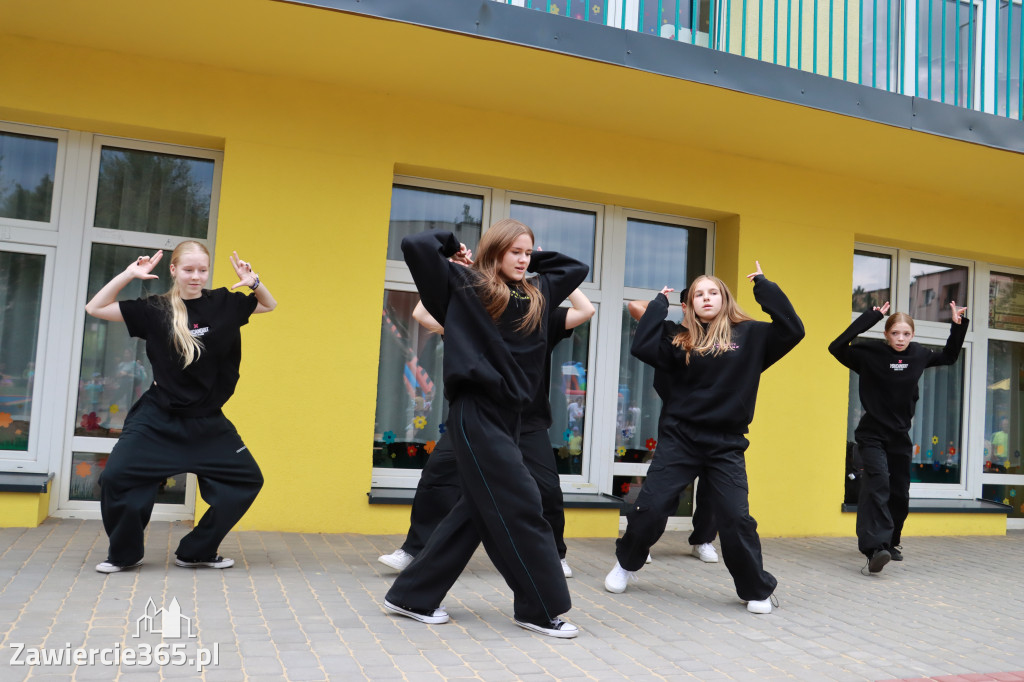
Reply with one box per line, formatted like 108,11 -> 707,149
384,219 -> 588,638
606,263 -> 804,614
829,300 -> 967,573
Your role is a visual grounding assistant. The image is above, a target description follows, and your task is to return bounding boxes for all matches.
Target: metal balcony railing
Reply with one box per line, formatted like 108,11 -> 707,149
492,0 -> 1024,119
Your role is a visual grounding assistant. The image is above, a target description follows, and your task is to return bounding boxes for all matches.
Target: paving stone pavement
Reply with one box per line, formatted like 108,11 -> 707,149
1,519 -> 1023,681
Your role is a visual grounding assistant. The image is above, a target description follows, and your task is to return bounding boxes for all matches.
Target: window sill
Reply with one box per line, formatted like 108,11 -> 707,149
367,487 -> 623,509
841,498 -> 1011,514
0,472 -> 53,493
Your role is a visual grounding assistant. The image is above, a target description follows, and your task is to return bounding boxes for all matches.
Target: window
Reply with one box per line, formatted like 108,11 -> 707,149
0,250 -> 45,455
510,201 -> 597,283
0,131 -> 58,224
909,258 -> 969,322
852,249 -> 893,312
989,271 -> 1024,332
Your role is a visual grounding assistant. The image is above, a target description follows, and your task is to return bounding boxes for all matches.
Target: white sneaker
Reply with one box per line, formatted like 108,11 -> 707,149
383,599 -> 449,624
514,616 -> 579,638
95,560 -> 142,574
378,549 -> 414,571
691,543 -> 719,563
604,561 -> 637,593
645,553 -> 653,564
561,559 -> 573,578
743,597 -> 774,614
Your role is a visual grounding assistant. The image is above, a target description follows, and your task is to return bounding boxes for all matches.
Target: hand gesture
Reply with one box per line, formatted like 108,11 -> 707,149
449,243 -> 474,267
126,251 -> 163,280
659,286 -> 675,297
873,301 -> 891,315
229,251 -> 258,290
746,260 -> 764,281
949,301 -> 967,324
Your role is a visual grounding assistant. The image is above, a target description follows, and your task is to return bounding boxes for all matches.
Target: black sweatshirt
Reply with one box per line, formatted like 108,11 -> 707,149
522,306 -> 572,432
828,310 -> 968,434
630,276 -> 805,434
401,230 -> 589,410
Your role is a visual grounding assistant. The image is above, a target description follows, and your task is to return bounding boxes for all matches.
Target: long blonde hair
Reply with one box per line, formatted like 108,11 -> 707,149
162,240 -> 209,367
470,218 -> 544,334
672,275 -> 753,364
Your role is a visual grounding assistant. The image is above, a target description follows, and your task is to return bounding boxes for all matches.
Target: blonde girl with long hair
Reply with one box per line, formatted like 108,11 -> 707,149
85,240 -> 276,574
606,262 -> 804,615
384,219 -> 588,638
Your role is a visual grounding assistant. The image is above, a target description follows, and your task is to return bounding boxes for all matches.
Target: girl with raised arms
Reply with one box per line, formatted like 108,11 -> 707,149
85,241 -> 276,574
383,219 -> 588,638
606,263 -> 804,614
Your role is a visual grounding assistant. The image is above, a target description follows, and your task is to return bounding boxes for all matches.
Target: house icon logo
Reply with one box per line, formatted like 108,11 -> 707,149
134,597 -> 197,639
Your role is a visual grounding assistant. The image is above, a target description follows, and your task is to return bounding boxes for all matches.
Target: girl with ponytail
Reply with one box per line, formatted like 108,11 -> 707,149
85,240 -> 277,574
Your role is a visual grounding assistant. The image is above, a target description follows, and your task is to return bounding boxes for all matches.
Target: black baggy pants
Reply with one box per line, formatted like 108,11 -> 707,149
400,430 -> 567,560
855,425 -> 912,557
386,394 -> 570,622
688,479 -> 718,546
99,394 -> 264,566
614,417 -> 776,602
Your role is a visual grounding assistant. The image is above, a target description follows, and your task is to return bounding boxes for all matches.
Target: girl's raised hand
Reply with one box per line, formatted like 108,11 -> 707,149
449,243 -> 474,267
746,260 -> 764,281
127,251 -> 163,279
229,251 -> 258,290
659,286 -> 675,297
873,301 -> 891,315
949,301 -> 967,324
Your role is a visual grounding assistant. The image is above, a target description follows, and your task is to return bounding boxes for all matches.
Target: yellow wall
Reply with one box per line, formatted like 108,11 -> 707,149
2,2 -> 1021,537
0,490 -> 51,528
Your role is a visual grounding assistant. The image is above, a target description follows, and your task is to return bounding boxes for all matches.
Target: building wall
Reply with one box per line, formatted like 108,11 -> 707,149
1,5 -> 1021,536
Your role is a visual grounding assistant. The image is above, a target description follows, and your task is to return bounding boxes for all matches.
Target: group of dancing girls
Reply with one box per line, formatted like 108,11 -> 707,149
85,219 -> 967,638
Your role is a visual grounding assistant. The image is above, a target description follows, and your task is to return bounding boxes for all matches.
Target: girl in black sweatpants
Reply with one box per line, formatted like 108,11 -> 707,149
607,263 -> 804,614
829,300 -> 967,572
384,221 -> 588,638
85,241 -> 276,573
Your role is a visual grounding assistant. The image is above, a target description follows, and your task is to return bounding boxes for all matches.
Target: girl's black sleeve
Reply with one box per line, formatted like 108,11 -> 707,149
630,293 -> 674,371
828,309 -> 884,371
528,251 -> 590,306
926,317 -> 969,367
401,231 -> 461,323
753,275 -> 806,369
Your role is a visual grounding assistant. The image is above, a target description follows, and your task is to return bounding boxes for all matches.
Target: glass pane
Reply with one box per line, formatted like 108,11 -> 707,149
995,0 -> 1022,119
0,131 -> 58,223
638,0 -> 711,43
845,341 -> 965,485
76,244 -> 164,438
624,218 -> 707,291
916,0 -> 977,106
374,290 -> 446,470
908,259 -> 969,323
0,251 -> 45,452
70,452 -> 185,503
94,146 -> 214,237
524,1 -> 609,25
387,185 -> 483,261
860,0 -> 902,91
612,475 -> 695,517
984,340 -> 1023,474
547,318 -> 590,475
981,483 -> 1024,517
989,272 -> 1024,332
510,201 -> 595,283
852,250 -> 892,312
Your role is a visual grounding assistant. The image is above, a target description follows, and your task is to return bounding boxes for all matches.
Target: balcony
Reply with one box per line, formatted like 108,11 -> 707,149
493,0 -> 1024,119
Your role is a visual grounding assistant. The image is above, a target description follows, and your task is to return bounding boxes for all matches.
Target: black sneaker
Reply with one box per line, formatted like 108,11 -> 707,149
889,545 -> 903,561
95,559 -> 143,574
868,548 -> 891,573
383,599 -> 449,624
514,616 -> 579,639
174,555 -> 234,569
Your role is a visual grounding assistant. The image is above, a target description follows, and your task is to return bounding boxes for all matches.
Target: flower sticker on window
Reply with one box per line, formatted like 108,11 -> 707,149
413,416 -> 427,430
110,404 -> 120,414
80,412 -> 100,430
620,482 -> 631,494
438,423 -> 446,434
0,412 -> 12,429
563,429 -> 573,442
616,446 -> 626,456
932,435 -> 939,445
407,445 -> 418,457
645,438 -> 657,451
75,461 -> 92,477
382,431 -> 396,444
424,440 -> 436,454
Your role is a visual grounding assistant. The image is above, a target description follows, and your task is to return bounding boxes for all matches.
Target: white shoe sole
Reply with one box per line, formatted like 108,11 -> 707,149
514,619 -> 579,638
95,560 -> 142,574
383,599 -> 449,624
174,557 -> 234,569
742,599 -> 773,614
378,555 -> 413,571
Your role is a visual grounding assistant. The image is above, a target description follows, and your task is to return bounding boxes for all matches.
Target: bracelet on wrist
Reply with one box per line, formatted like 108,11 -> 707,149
249,273 -> 261,291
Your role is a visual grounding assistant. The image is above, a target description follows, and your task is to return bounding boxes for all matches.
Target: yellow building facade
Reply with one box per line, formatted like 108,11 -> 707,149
1,0 -> 1021,538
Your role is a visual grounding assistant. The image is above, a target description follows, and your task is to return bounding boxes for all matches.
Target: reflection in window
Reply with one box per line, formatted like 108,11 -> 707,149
861,0 -> 902,91
845,341 -> 965,485
624,219 -> 707,290
374,290 -> 446,470
984,340 -> 1023,475
908,259 -> 968,322
638,0 -> 712,44
852,250 -> 892,312
995,0 -> 1022,119
0,251 -> 45,452
387,185 -> 482,261
981,483 -> 1024,518
989,272 -> 1024,333
0,131 -> 58,223
548,319 -> 590,475
94,147 -> 214,237
510,201 -> 596,283
916,0 -> 979,107
70,451 -> 185,503
76,244 -> 162,438
613,474 -> 695,517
